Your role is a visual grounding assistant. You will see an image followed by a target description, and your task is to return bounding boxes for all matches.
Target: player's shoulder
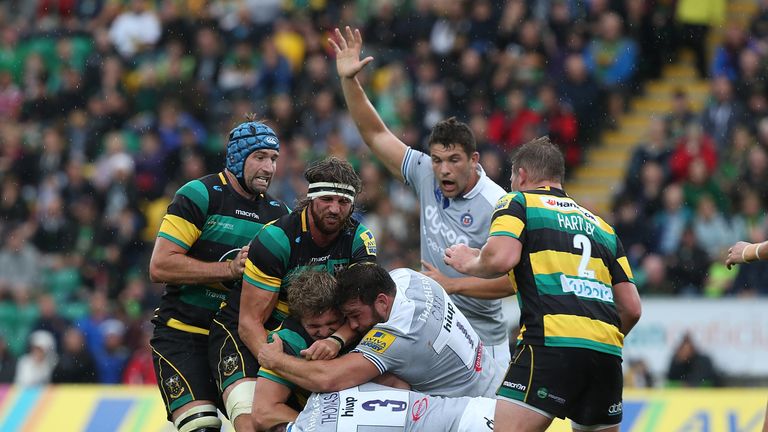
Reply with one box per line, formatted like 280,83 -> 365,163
473,175 -> 507,207
493,191 -> 526,212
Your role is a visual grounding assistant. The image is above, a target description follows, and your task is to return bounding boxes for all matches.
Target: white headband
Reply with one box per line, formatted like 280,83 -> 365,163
306,182 -> 356,202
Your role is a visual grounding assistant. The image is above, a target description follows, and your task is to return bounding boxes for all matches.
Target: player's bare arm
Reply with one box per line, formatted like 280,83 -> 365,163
258,334 -> 380,392
444,236 -> 522,279
252,377 -> 298,431
612,281 -> 642,336
238,280 -> 279,357
726,240 -> 768,269
329,26 -> 407,181
149,238 -> 248,284
422,260 -> 516,299
301,323 -> 356,360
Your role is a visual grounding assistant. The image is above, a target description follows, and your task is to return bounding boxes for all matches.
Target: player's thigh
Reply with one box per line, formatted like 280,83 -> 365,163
496,344 -> 574,420
151,324 -> 219,420
208,318 -> 261,395
569,350 -> 623,429
494,399 -> 552,432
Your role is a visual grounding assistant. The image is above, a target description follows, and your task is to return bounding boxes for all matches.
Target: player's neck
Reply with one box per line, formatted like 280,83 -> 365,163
224,169 -> 257,200
461,171 -> 481,196
524,180 -> 563,191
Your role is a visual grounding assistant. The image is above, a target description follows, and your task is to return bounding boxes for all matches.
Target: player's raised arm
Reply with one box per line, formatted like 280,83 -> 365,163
329,26 -> 407,181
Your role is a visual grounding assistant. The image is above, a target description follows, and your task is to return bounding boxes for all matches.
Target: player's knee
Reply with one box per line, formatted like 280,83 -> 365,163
173,404 -> 222,432
225,380 -> 256,422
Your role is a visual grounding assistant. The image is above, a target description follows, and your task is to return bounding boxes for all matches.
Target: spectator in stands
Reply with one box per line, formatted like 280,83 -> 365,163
654,184 -> 692,256
122,325 -> 155,384
108,0 -> 161,59
712,25 -> 749,82
668,226 -> 711,296
584,12 -> 638,127
52,327 -> 96,383
625,118 -> 673,197
675,0 -> 725,78
692,195 -> 736,261
558,54 -> 601,144
487,87 -> 541,150
537,83 -> 579,168
701,77 -> 745,151
667,332 -> 721,387
613,196 -> 654,267
639,254 -> 674,295
14,330 -> 57,386
682,158 -> 728,213
0,335 -> 16,383
626,358 -> 655,388
93,318 -> 129,384
0,223 -> 41,301
670,122 -> 717,182
32,294 -> 70,351
665,89 -> 697,141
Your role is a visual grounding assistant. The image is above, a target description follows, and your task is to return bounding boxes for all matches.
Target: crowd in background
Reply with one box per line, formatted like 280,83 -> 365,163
0,0 -> 755,387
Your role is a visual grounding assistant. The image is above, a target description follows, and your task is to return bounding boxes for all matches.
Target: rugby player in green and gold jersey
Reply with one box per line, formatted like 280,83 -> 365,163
149,119 -> 289,432
208,156 -> 376,431
445,137 -> 642,432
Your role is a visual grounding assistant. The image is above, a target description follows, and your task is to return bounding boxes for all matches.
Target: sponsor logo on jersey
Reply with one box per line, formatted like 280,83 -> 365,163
537,387 -> 548,399
164,374 -> 185,399
320,392 -> 339,425
494,193 -> 515,212
235,208 -> 261,219
269,200 -> 281,207
213,185 -> 223,191
222,353 -> 239,376
540,196 -> 597,223
340,396 -> 357,417
360,329 -> 397,353
460,212 -> 473,227
360,230 -> 377,255
502,380 -> 526,392
474,342 -> 483,372
411,397 -> 428,421
424,205 -> 470,245
608,402 -> 623,416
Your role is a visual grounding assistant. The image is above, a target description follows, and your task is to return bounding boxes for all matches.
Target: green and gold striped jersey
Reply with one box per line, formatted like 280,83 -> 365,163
490,187 -> 634,357
152,172 -> 289,334
216,207 -> 377,327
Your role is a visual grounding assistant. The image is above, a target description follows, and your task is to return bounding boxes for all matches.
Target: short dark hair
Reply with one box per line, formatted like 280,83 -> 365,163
427,117 -> 477,156
511,136 -> 565,183
336,263 -> 395,307
286,270 -> 338,320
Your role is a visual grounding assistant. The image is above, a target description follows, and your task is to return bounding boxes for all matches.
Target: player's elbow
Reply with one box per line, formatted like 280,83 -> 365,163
311,373 -> 338,393
148,258 -> 166,283
252,402 -> 277,431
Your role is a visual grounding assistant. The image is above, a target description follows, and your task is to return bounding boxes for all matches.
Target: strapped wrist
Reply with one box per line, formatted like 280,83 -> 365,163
757,243 -> 764,261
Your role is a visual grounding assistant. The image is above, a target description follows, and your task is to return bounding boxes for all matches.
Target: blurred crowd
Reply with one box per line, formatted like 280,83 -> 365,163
0,0 -> 751,386
618,0 -> 768,299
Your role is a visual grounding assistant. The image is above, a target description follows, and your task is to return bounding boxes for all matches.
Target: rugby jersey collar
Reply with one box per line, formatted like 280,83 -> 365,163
460,164 -> 489,200
529,186 -> 568,197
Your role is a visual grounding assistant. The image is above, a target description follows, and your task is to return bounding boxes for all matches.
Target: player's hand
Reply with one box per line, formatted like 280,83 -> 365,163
328,26 -> 373,79
443,244 -> 480,275
257,332 -> 283,369
421,260 -> 454,293
301,338 -> 340,361
227,245 -> 250,279
726,241 -> 750,270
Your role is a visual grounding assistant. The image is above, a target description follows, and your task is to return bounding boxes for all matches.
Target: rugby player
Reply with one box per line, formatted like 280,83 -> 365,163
271,382 -> 496,432
329,27 -> 513,368
208,156 -> 376,431
257,263 -> 503,398
252,270 -> 347,430
445,137 -> 642,432
149,119 -> 289,432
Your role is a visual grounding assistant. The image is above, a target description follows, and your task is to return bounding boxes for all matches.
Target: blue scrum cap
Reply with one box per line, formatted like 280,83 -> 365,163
225,121 -> 280,181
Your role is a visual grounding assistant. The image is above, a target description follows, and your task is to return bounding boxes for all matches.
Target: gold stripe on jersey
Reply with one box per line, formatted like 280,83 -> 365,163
529,250 -> 612,287
543,314 -> 623,348
159,214 -> 202,249
617,256 -> 634,280
166,318 -> 210,335
524,193 -> 615,235
490,214 -> 525,238
243,259 -> 281,292
275,299 -> 290,317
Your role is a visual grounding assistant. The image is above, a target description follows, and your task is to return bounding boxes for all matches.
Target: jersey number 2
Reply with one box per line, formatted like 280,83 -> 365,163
573,234 -> 595,279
